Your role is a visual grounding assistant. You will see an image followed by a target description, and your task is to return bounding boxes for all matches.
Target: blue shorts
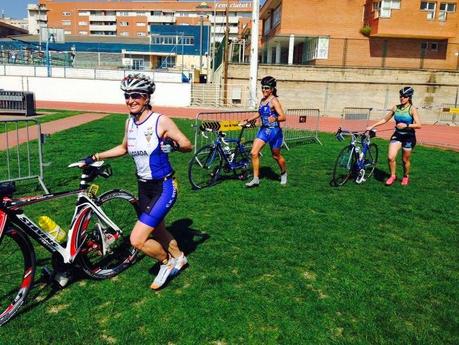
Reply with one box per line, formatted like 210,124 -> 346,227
256,127 -> 284,149
138,177 -> 177,228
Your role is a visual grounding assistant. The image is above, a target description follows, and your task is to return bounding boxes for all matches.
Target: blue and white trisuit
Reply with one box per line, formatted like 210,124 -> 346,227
126,112 -> 177,228
256,98 -> 284,149
390,104 -> 417,149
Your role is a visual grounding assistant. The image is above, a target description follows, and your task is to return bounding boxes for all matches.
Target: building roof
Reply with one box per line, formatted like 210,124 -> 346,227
0,21 -> 28,37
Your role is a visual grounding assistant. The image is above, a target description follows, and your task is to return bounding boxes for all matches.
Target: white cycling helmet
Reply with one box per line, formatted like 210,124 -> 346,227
120,73 -> 156,95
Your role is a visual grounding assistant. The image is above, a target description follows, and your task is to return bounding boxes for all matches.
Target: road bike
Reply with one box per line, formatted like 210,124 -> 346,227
332,127 -> 379,186
188,122 -> 254,189
0,161 -> 139,326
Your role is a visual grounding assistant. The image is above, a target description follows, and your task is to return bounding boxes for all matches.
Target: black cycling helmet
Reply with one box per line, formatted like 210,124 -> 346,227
261,76 -> 277,88
120,73 -> 155,95
399,86 -> 414,98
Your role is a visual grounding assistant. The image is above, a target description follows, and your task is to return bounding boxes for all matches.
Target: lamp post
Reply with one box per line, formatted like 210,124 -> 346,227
46,33 -> 55,77
196,2 -> 210,79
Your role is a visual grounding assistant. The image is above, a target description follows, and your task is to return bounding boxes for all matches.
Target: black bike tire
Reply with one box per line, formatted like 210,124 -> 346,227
0,227 -> 36,326
188,145 -> 223,190
365,143 -> 379,178
77,190 -> 139,280
332,145 -> 355,186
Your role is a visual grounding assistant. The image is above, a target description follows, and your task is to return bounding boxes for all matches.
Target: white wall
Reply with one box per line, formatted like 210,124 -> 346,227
0,75 -> 191,107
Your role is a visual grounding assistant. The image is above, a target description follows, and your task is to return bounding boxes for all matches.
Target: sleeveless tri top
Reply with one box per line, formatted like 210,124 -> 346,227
258,98 -> 280,128
394,104 -> 414,133
126,112 -> 173,180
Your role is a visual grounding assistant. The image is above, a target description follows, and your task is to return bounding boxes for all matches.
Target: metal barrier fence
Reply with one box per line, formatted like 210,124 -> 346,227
284,109 -> 322,148
0,91 -> 36,116
435,104 -> 458,125
340,107 -> 372,132
0,119 -> 48,193
193,110 -> 258,153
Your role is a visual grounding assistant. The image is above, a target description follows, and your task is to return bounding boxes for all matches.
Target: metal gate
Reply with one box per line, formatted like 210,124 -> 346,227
0,119 -> 48,193
0,91 -> 36,116
284,108 -> 322,149
340,107 -> 372,132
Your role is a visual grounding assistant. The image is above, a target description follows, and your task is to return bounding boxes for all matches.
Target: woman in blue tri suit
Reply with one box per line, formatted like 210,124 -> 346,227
84,74 -> 192,290
367,86 -> 421,186
241,76 -> 287,187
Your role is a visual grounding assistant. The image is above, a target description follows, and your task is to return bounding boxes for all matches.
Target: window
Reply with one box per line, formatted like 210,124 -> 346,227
117,11 -> 130,16
439,3 -> 456,20
157,56 -> 176,69
421,41 -> 440,51
79,21 -> 88,26
420,2 -> 436,19
137,32 -> 146,37
263,15 -> 271,35
272,6 -> 281,27
79,31 -> 88,35
62,20 -> 71,26
63,12 -> 71,16
178,36 -> 194,45
79,11 -> 90,16
120,21 -> 129,26
64,30 -> 71,35
431,42 -> 439,51
136,22 -> 146,26
120,32 -> 129,36
132,58 -> 145,70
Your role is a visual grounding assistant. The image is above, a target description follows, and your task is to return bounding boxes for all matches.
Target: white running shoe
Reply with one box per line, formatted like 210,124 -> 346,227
171,253 -> 188,276
280,172 -> 287,185
151,257 -> 176,290
245,177 -> 260,188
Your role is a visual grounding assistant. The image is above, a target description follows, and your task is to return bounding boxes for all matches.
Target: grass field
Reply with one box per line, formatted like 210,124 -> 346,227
0,114 -> 458,345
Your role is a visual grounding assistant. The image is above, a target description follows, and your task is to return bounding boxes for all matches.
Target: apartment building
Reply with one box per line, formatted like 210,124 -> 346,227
260,0 -> 459,70
28,0 -> 251,44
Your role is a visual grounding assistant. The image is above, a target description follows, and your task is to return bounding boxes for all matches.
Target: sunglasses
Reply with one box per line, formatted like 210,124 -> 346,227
124,92 -> 146,100
261,86 -> 272,90
400,95 -> 409,99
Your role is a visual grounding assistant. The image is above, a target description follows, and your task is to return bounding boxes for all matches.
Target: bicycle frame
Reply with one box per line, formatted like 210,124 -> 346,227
0,188 -> 122,265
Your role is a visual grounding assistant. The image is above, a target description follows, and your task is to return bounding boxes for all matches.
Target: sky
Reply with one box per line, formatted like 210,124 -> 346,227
1,0 -> 32,19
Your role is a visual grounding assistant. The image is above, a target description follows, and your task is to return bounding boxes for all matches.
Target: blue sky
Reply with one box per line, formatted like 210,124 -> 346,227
1,0 -> 32,19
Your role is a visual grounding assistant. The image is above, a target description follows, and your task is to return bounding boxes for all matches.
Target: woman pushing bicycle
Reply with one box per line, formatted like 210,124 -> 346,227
367,86 -> 421,186
241,76 -> 287,187
83,73 -> 192,290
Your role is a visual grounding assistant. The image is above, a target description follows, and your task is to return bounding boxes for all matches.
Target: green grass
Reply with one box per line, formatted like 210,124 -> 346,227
0,109 -> 83,134
0,115 -> 458,345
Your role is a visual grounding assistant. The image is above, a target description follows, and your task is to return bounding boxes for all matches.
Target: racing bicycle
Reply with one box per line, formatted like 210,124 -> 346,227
188,122 -> 254,189
0,161 -> 139,326
332,128 -> 379,186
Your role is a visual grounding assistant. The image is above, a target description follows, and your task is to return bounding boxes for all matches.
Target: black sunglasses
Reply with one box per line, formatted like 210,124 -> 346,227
124,92 -> 145,100
261,86 -> 272,90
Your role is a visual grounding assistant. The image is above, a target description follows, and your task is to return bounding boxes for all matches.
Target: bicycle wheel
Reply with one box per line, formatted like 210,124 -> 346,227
332,145 -> 356,186
0,227 -> 35,326
188,145 -> 223,189
232,145 -> 252,180
77,190 -> 140,280
364,143 -> 379,178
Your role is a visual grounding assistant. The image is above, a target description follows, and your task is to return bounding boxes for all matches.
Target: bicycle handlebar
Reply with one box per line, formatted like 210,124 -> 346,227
335,127 -> 376,141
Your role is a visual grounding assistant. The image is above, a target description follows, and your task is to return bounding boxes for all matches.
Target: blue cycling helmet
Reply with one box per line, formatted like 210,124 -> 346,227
399,86 -> 414,98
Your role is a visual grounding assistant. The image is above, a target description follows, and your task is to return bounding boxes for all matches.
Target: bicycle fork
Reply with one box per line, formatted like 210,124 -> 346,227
354,146 -> 367,184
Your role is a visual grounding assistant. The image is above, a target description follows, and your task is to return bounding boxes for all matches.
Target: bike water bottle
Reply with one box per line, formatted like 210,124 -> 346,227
38,216 -> 67,243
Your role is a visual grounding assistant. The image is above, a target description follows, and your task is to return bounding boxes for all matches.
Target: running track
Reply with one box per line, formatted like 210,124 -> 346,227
1,100 -> 458,152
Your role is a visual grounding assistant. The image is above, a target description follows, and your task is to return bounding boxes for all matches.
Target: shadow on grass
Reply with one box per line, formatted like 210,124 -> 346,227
259,166 -> 280,181
167,218 -> 210,256
373,167 -> 389,182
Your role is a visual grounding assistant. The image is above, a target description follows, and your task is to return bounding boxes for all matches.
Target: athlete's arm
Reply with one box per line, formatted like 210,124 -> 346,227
159,116 -> 192,153
271,97 -> 286,122
94,119 -> 129,160
408,107 -> 421,129
367,106 -> 395,130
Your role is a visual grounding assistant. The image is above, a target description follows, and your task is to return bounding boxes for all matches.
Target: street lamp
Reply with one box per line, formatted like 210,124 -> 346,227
196,2 -> 210,77
46,33 -> 55,77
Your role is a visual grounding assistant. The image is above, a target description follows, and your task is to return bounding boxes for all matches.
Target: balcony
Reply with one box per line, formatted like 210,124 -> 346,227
212,26 -> 239,34
147,15 -> 176,23
89,15 -> 117,22
369,10 -> 457,39
209,16 -> 239,24
89,24 -> 117,31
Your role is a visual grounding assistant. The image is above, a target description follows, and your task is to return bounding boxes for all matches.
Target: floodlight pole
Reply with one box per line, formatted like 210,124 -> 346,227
249,0 -> 260,109
46,34 -> 55,77
223,0 -> 230,105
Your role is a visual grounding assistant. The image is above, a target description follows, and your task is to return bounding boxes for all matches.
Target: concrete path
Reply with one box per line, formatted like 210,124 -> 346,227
0,112 -> 110,150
